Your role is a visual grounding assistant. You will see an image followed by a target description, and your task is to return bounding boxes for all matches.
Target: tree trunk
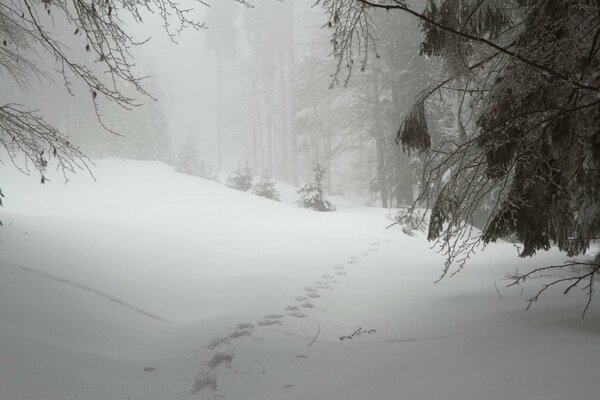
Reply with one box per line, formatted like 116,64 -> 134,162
216,49 -> 223,172
376,137 -> 388,208
279,54 -> 288,181
288,1 -> 297,185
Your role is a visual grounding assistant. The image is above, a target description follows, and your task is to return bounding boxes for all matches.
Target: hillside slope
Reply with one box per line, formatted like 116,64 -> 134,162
0,159 -> 598,400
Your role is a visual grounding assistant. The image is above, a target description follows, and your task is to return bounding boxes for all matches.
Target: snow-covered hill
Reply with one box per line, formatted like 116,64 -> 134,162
0,159 -> 598,400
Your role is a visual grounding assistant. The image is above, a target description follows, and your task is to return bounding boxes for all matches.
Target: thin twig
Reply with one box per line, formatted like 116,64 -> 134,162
494,280 -> 503,298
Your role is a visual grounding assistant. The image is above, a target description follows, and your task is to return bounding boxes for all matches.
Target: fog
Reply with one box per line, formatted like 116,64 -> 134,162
1,1 -> 599,400
1,0 -> 431,205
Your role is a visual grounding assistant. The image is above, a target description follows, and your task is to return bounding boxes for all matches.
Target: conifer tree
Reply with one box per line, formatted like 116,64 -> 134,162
321,0 -> 600,313
298,162 -> 336,211
175,135 -> 204,177
227,165 -> 254,192
252,176 -> 281,202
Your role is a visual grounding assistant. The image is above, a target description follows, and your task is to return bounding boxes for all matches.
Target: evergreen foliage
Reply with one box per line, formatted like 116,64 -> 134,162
106,81 -> 171,162
227,165 -> 254,191
298,162 -> 336,212
405,0 -> 600,264
252,177 -> 281,201
323,0 -> 600,259
0,0 -> 202,187
175,136 -> 214,179
322,0 -> 600,312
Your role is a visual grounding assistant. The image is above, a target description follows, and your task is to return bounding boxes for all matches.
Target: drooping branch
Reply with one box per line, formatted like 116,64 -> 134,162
507,260 -> 600,319
356,0 -> 600,94
0,0 -> 215,180
0,104 -> 93,182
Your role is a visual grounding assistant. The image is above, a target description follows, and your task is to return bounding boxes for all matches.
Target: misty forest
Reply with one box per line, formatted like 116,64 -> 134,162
1,1 -> 600,399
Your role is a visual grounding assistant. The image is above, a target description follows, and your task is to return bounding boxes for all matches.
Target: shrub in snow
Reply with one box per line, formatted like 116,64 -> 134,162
227,165 -> 254,192
297,162 -> 335,212
252,176 -> 281,201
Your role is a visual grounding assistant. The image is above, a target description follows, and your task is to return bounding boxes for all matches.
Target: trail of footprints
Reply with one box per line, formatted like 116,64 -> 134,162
191,239 -> 389,397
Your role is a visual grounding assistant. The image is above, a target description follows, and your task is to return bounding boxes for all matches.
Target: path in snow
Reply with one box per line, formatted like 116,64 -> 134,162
191,239 -> 389,398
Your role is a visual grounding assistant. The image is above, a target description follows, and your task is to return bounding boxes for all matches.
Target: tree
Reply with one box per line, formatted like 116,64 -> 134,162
243,0 -> 296,181
175,135 -> 206,177
340,9 -> 431,207
103,79 -> 172,163
227,164 -> 254,191
68,77 -> 171,162
294,47 -> 352,193
320,0 -> 600,315
1,1 -> 201,180
298,162 -> 336,211
252,176 -> 281,201
205,0 -> 244,172
0,1 -> 250,196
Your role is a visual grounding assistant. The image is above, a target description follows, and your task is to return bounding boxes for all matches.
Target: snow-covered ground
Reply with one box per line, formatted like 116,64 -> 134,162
1,159 -> 599,400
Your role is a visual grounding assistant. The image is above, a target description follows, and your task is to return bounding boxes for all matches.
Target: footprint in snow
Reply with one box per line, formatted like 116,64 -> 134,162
143,366 -> 156,372
228,329 -> 250,339
322,274 -> 335,280
285,305 -> 300,311
295,295 -> 308,302
300,302 -> 314,309
336,271 -> 347,276
257,314 -> 284,326
191,372 -> 218,394
236,322 -> 254,330
288,311 -> 306,318
304,286 -> 317,293
257,319 -> 280,326
283,384 -> 296,389
307,292 -> 321,298
207,352 -> 234,369
370,242 -> 380,246
334,265 -> 345,270
264,314 -> 284,319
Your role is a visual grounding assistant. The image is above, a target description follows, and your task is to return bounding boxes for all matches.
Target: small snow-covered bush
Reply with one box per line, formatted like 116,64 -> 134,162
252,177 -> 281,201
297,162 -> 335,212
227,165 -> 254,192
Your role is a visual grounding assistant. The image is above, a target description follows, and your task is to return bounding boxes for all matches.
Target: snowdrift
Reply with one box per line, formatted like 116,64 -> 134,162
0,159 -> 598,400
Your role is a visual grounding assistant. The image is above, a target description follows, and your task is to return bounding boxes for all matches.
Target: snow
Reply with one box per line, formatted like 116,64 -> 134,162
0,159 -> 599,400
